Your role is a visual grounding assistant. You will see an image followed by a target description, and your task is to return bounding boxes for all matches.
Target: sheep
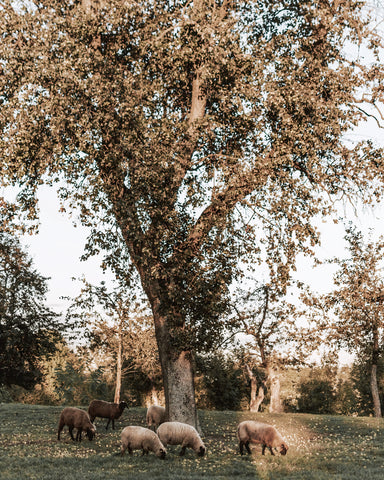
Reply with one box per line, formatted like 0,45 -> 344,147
88,399 -> 128,430
120,426 -> 166,459
157,421 -> 206,457
237,420 -> 288,456
146,405 -> 166,431
57,407 -> 96,442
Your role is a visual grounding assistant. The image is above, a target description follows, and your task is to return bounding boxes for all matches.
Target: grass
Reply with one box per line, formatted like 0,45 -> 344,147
1,404 -> 384,479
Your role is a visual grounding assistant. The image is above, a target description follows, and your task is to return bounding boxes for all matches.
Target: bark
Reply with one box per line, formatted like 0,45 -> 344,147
151,299 -> 199,429
370,327 -> 382,417
370,364 -> 382,418
114,325 -> 122,404
268,367 -> 283,413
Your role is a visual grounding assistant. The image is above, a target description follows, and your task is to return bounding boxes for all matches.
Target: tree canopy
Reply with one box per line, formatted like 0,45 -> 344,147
1,0 -> 384,425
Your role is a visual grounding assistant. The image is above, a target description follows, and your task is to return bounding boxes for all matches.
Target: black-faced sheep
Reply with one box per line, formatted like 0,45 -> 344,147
57,407 -> 96,442
88,399 -> 128,430
157,421 -> 206,457
120,426 -> 167,459
237,420 -> 288,456
146,405 -> 166,431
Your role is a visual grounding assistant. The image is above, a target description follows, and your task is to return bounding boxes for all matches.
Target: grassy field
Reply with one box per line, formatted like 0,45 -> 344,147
1,404 -> 384,479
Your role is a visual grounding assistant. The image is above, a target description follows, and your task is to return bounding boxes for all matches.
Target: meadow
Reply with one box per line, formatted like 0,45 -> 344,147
1,403 -> 384,480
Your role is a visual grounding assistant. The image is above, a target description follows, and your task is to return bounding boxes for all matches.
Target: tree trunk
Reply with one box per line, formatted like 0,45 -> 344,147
268,368 -> 283,413
245,363 -> 265,412
114,326 -> 122,404
152,305 -> 199,429
370,364 -> 381,418
370,327 -> 382,418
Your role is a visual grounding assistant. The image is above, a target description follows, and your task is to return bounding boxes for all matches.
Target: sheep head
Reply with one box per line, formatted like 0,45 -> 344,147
86,426 -> 96,441
279,443 -> 288,455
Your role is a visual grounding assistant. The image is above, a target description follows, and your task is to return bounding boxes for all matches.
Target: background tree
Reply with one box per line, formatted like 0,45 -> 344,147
0,231 -> 62,390
1,0 -> 384,426
230,282 -> 311,413
66,279 -> 160,403
306,226 -> 384,417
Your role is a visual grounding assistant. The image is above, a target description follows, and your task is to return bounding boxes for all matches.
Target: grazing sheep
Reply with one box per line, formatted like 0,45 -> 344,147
157,421 -> 206,457
120,426 -> 166,459
146,405 -> 166,430
57,407 -> 96,442
237,420 -> 288,456
88,399 -> 128,430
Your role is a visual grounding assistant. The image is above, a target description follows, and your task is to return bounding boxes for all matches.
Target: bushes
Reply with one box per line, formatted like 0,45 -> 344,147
195,352 -> 248,410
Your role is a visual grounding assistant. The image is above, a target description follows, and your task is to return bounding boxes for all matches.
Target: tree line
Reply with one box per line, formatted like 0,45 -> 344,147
1,226 -> 383,417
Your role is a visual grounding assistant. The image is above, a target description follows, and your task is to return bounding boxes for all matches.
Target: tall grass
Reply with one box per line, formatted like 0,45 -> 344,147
1,403 -> 384,479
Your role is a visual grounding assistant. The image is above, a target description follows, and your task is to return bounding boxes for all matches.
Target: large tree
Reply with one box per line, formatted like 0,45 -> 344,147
0,231 -> 61,390
1,0 -> 384,426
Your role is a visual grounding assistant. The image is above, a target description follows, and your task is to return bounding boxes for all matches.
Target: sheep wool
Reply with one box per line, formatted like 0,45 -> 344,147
237,420 -> 288,456
157,421 -> 206,457
57,407 -> 96,442
146,405 -> 166,430
88,399 -> 128,430
120,426 -> 166,459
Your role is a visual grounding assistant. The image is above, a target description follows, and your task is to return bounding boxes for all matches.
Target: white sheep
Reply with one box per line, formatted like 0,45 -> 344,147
157,421 -> 206,457
120,426 -> 167,459
88,399 -> 128,430
237,420 -> 288,456
146,405 -> 166,430
57,407 -> 96,442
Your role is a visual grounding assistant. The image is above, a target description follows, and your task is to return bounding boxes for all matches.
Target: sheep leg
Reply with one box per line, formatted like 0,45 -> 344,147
239,441 -> 244,455
269,447 -> 275,456
76,428 -> 83,442
58,425 -> 63,441
127,445 -> 133,455
245,441 -> 252,455
105,418 -> 111,430
68,427 -> 76,441
112,419 -> 115,430
179,446 -> 187,456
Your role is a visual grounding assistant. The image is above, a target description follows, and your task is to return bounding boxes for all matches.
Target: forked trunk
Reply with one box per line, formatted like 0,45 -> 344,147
245,363 -> 265,412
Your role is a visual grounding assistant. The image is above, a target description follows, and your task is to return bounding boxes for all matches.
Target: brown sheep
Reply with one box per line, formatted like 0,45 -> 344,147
120,426 -> 166,459
237,420 -> 288,456
88,399 -> 128,430
146,405 -> 166,431
57,407 -> 96,442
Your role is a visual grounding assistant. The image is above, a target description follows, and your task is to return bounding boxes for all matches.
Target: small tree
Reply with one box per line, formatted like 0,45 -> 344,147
313,226 -> 384,417
231,283 -> 309,412
66,279 -> 160,403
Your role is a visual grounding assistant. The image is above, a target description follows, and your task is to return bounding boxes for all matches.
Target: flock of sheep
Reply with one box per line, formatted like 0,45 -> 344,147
57,400 -> 289,458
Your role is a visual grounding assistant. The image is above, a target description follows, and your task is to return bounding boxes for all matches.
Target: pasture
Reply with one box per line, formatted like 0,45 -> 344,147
1,403 -> 383,479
